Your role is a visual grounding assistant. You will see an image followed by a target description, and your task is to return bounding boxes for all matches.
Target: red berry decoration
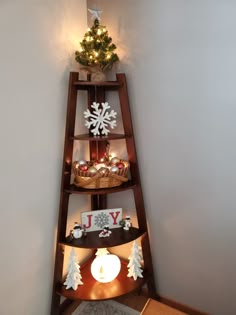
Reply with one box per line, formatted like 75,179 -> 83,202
79,165 -> 88,171
116,162 -> 125,169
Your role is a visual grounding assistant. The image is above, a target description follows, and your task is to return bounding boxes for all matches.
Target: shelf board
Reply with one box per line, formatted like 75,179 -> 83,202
57,258 -> 146,301
72,133 -> 130,141
64,180 -> 136,195
61,227 -> 145,249
73,80 -> 121,91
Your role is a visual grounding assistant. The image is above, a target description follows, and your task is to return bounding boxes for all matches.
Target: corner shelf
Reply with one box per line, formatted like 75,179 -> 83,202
72,133 -> 131,141
51,72 -> 157,314
64,181 -> 136,195
73,80 -> 121,91
56,257 -> 146,301
61,227 -> 145,249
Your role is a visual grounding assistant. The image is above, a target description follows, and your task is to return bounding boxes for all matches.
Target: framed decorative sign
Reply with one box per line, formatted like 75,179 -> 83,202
81,208 -> 122,232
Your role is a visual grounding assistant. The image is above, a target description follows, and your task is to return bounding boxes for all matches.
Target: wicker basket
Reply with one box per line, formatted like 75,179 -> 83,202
72,160 -> 129,189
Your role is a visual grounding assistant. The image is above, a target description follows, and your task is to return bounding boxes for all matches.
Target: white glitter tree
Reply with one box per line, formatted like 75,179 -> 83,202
127,241 -> 143,281
64,248 -> 83,290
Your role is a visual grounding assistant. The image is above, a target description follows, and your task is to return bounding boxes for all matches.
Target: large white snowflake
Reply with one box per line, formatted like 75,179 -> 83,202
84,102 -> 117,136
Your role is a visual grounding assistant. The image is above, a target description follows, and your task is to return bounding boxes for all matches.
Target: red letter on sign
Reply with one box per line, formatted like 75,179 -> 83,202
109,211 -> 120,225
83,214 -> 93,229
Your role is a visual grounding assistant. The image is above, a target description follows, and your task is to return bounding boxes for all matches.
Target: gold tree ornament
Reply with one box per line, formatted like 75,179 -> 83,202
75,9 -> 119,79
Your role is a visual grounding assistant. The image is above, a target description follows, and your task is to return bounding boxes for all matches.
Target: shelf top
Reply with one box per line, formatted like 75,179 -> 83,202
73,133 -> 130,141
73,79 -> 121,91
57,257 -> 146,301
62,227 -> 145,249
74,80 -> 121,87
65,181 -> 136,195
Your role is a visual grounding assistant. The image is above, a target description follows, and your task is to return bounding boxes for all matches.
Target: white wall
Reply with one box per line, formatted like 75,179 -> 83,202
88,1 -> 236,314
0,1 -> 87,314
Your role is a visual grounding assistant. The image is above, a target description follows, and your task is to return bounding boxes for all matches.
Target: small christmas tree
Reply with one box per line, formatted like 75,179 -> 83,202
75,9 -> 119,72
127,241 -> 143,281
64,248 -> 83,290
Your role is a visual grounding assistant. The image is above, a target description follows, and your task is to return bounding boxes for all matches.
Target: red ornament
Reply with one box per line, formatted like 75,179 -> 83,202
116,162 -> 125,169
79,164 -> 88,171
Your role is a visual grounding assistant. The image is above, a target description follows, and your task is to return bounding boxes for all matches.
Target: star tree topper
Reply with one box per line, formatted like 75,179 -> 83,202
88,8 -> 103,21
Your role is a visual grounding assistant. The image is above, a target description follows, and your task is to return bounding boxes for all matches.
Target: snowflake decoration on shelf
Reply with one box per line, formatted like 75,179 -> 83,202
84,102 -> 117,136
94,212 -> 109,229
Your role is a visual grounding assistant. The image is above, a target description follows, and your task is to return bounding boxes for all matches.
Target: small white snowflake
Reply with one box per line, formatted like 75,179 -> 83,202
84,102 -> 117,136
94,212 -> 109,229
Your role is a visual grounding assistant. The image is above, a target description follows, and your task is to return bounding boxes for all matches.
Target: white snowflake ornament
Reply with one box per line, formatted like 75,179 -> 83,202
84,102 -> 117,136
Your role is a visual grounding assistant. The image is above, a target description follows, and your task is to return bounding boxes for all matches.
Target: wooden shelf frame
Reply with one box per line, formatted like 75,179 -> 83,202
51,72 -> 157,315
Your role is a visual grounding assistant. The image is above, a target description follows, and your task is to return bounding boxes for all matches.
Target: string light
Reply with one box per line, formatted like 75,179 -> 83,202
75,18 -> 119,70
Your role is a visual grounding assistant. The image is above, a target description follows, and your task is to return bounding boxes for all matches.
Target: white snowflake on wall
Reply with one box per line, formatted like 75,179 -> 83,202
84,102 -> 117,136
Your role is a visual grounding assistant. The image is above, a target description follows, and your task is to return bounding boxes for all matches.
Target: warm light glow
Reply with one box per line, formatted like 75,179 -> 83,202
103,28 -> 106,32
94,51 -> 99,57
106,54 -> 111,60
86,36 -> 90,42
91,254 -> 121,283
87,28 -> 91,32
97,29 -> 102,35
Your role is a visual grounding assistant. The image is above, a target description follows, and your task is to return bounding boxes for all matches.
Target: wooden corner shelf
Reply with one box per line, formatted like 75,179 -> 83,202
51,72 -> 157,314
56,257 -> 146,301
61,227 -> 145,249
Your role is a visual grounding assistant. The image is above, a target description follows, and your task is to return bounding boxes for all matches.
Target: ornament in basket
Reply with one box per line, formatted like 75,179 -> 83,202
72,156 -> 129,189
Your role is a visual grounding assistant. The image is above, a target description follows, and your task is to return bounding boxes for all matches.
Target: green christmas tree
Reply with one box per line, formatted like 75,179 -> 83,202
75,18 -> 119,72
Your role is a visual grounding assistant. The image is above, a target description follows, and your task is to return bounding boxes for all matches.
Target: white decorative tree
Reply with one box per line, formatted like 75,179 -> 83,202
64,248 -> 83,290
127,240 -> 143,280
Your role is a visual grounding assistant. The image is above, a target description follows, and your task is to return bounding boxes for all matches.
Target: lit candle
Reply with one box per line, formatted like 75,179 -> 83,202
91,253 -> 121,283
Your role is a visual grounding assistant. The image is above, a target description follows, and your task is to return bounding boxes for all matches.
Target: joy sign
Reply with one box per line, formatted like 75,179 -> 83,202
81,208 -> 122,232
